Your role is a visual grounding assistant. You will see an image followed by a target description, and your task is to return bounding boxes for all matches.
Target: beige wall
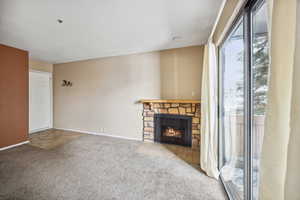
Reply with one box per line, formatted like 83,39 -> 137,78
160,46 -> 203,99
29,59 -> 53,73
54,52 -> 161,139
53,46 -> 203,139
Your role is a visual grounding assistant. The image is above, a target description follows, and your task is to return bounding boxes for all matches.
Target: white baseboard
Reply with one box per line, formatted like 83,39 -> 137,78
55,128 -> 142,142
29,127 -> 52,134
0,140 -> 30,151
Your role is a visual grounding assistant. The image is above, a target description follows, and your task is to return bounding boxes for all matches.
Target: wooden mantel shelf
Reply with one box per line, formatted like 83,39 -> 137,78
139,99 -> 200,104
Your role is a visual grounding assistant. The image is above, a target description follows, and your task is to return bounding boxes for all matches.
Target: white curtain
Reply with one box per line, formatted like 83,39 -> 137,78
200,40 -> 219,179
259,0 -> 299,199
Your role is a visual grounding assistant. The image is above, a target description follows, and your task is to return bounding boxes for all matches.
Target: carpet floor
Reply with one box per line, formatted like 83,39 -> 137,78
0,133 -> 226,200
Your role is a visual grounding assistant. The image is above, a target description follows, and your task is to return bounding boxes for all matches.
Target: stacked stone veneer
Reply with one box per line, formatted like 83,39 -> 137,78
142,102 -> 201,149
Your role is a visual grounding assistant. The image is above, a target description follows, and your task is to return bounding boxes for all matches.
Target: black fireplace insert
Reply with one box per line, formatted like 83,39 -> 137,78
154,114 -> 192,147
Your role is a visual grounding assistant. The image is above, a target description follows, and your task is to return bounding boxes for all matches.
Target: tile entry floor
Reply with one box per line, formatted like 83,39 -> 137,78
29,129 -> 84,150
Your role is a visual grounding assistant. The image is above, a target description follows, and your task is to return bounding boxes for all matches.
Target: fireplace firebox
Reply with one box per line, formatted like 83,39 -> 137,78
154,114 -> 192,147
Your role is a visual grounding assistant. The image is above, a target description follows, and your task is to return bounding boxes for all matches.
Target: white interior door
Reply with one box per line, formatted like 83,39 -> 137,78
29,71 -> 52,133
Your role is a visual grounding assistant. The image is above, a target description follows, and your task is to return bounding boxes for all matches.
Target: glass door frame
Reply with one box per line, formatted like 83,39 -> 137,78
218,0 -> 266,199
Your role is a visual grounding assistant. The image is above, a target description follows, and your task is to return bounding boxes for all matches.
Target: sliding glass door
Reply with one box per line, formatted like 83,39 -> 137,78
219,18 -> 245,200
251,2 -> 269,199
219,0 -> 269,199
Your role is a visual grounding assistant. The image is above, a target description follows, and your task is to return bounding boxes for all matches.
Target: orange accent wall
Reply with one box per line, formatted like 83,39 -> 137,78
0,44 -> 29,148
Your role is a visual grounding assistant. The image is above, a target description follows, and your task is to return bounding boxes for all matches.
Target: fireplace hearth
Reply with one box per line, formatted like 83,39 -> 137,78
154,114 -> 192,147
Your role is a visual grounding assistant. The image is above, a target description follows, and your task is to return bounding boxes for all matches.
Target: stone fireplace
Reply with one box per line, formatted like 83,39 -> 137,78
140,100 -> 201,149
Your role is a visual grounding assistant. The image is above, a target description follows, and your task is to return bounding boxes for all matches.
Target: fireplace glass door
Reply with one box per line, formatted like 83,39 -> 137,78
162,126 -> 184,138
154,114 -> 192,147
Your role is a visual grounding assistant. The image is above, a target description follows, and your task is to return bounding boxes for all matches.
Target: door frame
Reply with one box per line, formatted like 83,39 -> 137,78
29,69 -> 53,133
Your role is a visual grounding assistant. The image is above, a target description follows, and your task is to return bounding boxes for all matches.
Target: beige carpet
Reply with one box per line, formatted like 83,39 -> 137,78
0,132 -> 227,200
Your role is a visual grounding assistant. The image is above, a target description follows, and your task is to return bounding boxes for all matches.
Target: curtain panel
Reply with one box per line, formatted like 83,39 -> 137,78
259,0 -> 299,199
200,41 -> 219,179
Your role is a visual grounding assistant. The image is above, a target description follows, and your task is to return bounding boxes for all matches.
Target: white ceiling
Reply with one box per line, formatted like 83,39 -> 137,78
0,0 -> 223,63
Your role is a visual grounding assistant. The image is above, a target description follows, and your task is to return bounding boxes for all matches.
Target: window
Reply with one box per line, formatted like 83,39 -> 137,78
218,0 -> 269,199
219,18 -> 245,200
251,2 -> 269,199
